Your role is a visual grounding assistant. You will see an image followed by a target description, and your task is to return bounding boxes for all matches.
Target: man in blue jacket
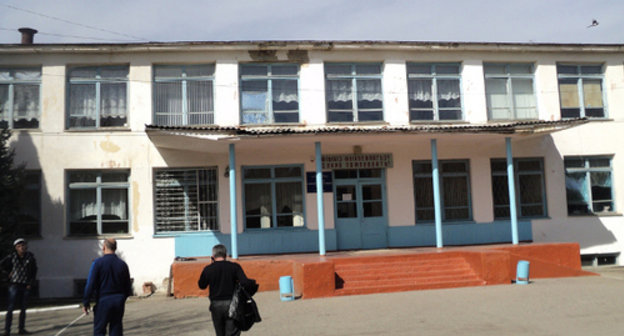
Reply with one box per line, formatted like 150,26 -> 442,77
82,238 -> 132,336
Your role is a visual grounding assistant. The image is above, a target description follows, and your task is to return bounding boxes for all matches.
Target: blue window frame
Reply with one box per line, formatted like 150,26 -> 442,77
240,64 -> 299,124
154,167 -> 218,233
407,63 -> 462,121
0,67 -> 41,129
153,64 -> 215,126
557,64 -> 606,119
565,156 -> 614,215
242,165 -> 305,229
412,160 -> 472,222
67,170 -> 130,236
325,63 -> 383,122
484,63 -> 537,120
491,158 -> 547,219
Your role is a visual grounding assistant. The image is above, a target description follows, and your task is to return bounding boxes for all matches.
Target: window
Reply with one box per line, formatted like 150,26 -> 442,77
484,63 -> 537,120
491,158 -> 546,219
154,168 -> 218,233
240,64 -> 299,124
153,65 -> 215,126
67,66 -> 128,129
243,165 -> 304,229
412,160 -> 471,222
557,64 -> 605,118
0,68 -> 41,129
325,63 -> 383,122
17,171 -> 41,236
407,63 -> 462,121
564,156 -> 614,215
68,171 -> 129,235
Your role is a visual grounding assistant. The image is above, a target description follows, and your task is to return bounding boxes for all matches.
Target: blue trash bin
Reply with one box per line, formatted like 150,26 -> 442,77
279,276 -> 294,301
516,260 -> 530,285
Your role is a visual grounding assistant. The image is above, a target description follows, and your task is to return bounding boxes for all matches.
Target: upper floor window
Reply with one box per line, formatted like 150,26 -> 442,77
243,165 -> 305,229
153,65 -> 214,126
240,64 -> 299,124
154,167 -> 218,233
325,63 -> 383,123
485,63 -> 537,120
407,63 -> 462,121
491,158 -> 546,219
565,156 -> 614,215
68,170 -> 129,236
0,68 -> 41,129
412,160 -> 472,222
68,66 -> 128,129
557,64 -> 605,119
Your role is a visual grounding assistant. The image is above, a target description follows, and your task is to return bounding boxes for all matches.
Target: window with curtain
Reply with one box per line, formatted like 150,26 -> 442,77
17,171 -> 41,237
68,66 -> 128,129
243,165 -> 305,229
557,64 -> 605,119
484,63 -> 537,120
153,65 -> 215,126
407,63 -> 462,121
154,168 -> 218,233
325,63 -> 383,122
491,158 -> 546,219
0,67 -> 41,129
68,171 -> 129,236
564,156 -> 614,215
240,64 -> 299,124
412,160 -> 471,222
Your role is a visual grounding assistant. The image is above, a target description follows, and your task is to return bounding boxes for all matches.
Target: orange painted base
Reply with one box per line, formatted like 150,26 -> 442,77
171,243 -> 596,299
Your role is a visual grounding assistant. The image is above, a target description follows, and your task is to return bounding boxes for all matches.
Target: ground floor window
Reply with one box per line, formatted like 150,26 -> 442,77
564,156 -> 614,215
154,168 -> 218,233
491,158 -> 546,218
412,160 -> 471,222
68,170 -> 129,236
17,171 -> 41,236
243,165 -> 304,229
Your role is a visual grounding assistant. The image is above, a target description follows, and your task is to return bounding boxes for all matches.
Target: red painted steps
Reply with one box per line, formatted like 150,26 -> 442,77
334,255 -> 485,296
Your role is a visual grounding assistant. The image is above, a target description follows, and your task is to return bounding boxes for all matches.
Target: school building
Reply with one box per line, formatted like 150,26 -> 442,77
2,30 -> 623,297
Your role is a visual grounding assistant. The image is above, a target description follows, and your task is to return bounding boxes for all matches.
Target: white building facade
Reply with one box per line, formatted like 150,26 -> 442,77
1,41 -> 623,298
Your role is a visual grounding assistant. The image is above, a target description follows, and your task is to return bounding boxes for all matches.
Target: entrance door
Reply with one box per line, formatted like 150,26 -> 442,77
334,169 -> 387,250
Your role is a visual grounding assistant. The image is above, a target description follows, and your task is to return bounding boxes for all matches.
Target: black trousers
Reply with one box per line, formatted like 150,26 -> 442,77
209,300 -> 240,336
93,294 -> 126,336
5,284 -> 30,334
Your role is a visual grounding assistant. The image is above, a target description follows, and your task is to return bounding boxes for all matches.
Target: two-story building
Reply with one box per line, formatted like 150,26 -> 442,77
1,35 -> 623,298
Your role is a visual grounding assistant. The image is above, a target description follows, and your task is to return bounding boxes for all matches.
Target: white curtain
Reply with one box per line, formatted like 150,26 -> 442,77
437,80 -> 461,104
272,80 -> 298,104
100,83 -> 127,118
70,84 -> 96,120
356,79 -> 382,103
327,80 -> 352,104
408,79 -> 433,103
13,84 -> 40,121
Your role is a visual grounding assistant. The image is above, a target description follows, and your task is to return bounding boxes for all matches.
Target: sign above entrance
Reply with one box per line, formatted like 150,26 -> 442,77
322,153 -> 393,170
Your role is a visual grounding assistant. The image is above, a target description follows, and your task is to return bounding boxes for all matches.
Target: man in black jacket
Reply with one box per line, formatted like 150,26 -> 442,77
198,244 -> 249,336
1,238 -> 37,336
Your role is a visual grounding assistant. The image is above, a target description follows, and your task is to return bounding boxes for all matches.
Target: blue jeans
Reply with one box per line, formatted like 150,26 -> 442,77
93,294 -> 126,336
4,284 -> 30,334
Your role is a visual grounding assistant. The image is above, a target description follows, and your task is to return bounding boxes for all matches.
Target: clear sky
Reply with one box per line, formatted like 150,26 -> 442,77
0,0 -> 622,44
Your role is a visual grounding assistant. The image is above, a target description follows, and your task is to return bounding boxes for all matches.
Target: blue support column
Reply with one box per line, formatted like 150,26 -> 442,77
229,143 -> 239,258
315,142 -> 326,255
506,137 -> 519,245
431,139 -> 443,248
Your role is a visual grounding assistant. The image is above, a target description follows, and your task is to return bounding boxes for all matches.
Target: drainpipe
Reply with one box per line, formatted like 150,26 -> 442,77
431,139 -> 443,248
315,142 -> 326,255
506,137 -> 519,245
229,143 -> 239,258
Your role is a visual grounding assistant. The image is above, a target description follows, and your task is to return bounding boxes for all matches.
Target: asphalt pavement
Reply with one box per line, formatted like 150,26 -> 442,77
5,267 -> 624,336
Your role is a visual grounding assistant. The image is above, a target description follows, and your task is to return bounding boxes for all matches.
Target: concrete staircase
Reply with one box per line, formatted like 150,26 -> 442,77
333,254 -> 486,296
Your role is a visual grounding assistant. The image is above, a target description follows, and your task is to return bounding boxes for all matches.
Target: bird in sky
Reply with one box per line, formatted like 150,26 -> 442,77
587,19 -> 599,28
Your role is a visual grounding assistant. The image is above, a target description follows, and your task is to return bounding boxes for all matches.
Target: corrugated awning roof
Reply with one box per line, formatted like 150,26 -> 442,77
145,118 -> 588,138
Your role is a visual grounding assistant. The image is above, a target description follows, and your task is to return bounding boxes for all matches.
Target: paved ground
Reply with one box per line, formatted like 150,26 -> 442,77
5,267 -> 624,336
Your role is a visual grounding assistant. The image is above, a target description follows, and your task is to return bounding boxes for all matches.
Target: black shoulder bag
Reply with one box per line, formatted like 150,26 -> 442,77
228,281 -> 262,331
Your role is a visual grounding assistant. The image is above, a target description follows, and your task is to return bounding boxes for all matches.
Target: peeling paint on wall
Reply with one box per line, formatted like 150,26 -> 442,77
100,139 -> 121,153
287,50 -> 309,63
249,50 -> 278,61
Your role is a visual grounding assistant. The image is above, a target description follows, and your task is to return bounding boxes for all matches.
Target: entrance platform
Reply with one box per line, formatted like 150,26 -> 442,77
170,242 -> 595,299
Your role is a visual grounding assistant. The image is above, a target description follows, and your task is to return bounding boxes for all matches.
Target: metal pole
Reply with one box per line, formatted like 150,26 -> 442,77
315,142 -> 326,255
229,143 -> 238,258
431,139 -> 443,248
506,137 -> 519,245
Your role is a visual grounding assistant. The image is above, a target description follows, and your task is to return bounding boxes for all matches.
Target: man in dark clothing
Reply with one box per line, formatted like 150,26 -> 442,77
198,244 -> 249,336
82,238 -> 132,336
1,238 -> 37,336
